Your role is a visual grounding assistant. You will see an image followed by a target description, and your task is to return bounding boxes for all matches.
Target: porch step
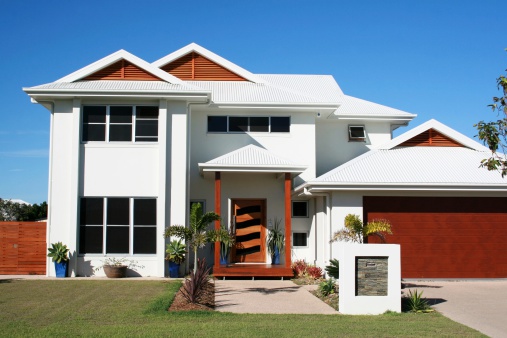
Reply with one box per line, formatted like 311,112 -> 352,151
213,264 -> 293,278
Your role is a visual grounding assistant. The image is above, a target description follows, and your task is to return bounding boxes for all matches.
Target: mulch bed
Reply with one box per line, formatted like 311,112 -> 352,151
168,280 -> 215,311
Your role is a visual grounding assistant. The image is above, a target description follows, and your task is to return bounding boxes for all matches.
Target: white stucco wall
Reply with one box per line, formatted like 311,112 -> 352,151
315,120 -> 395,177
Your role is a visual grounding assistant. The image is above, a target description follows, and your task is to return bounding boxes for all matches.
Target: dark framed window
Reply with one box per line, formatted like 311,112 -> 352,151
348,125 -> 366,141
292,201 -> 308,218
79,197 -> 156,255
207,115 -> 290,133
293,232 -> 308,247
271,116 -> 290,132
82,105 -> 158,143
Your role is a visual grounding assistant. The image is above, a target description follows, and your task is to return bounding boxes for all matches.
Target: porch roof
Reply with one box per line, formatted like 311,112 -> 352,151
198,144 -> 307,174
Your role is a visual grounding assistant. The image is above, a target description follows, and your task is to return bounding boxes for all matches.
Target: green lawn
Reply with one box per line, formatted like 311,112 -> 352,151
0,279 -> 485,337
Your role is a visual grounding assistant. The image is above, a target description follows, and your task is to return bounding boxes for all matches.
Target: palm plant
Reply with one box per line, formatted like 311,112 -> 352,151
210,223 -> 235,264
164,203 -> 221,272
267,217 -> 285,258
330,214 -> 392,244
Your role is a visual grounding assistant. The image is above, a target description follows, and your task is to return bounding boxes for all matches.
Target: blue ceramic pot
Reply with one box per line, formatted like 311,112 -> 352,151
271,246 -> 280,265
54,261 -> 68,278
168,261 -> 180,278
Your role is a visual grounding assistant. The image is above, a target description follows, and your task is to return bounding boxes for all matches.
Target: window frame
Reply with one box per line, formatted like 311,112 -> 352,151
348,125 -> 366,142
292,232 -> 309,248
82,105 -> 159,143
207,115 -> 291,134
291,201 -> 309,218
79,197 -> 157,256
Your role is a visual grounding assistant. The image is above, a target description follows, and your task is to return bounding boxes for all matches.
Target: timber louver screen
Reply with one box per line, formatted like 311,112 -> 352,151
83,59 -> 161,81
400,129 -> 461,147
161,52 -> 247,81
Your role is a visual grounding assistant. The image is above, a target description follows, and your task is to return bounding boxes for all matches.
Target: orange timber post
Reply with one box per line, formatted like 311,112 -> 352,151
284,173 -> 292,270
214,172 -> 221,269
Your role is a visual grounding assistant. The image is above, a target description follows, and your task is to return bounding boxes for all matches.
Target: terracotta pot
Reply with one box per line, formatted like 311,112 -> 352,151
103,265 -> 127,278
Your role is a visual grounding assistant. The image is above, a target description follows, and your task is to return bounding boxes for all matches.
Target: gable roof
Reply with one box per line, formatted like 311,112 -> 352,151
298,119 -> 506,192
378,119 -> 488,151
152,43 -> 264,84
198,144 -> 307,174
57,49 -> 184,84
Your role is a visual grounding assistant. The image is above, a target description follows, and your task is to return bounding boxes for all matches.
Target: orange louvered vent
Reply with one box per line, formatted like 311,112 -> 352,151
83,59 -> 161,81
161,52 -> 247,81
400,129 -> 462,147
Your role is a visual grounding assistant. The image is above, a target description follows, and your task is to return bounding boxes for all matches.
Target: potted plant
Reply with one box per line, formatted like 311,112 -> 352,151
47,242 -> 69,278
211,224 -> 235,265
93,257 -> 144,278
267,218 -> 285,265
165,240 -> 186,278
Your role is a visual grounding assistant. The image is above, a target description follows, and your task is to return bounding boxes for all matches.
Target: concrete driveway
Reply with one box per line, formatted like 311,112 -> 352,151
404,280 -> 507,338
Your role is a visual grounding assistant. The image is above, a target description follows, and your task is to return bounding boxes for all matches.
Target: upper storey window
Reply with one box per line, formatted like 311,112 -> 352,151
207,116 -> 290,133
348,125 -> 366,142
82,105 -> 158,142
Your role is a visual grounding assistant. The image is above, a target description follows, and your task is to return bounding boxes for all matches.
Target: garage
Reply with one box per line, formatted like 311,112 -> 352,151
364,196 -> 507,278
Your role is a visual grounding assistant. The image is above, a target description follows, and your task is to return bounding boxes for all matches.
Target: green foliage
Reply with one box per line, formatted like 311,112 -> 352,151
165,240 -> 186,264
403,290 -> 434,313
331,214 -> 392,244
475,52 -> 507,176
164,203 -> 221,272
180,258 -> 211,304
47,242 -> 69,263
208,223 -> 235,259
267,217 -> 285,256
325,258 -> 340,279
318,278 -> 337,297
0,199 -> 47,221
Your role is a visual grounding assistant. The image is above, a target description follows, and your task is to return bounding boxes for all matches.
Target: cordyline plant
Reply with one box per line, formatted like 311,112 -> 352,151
330,214 -> 392,244
180,258 -> 211,304
164,203 -> 222,272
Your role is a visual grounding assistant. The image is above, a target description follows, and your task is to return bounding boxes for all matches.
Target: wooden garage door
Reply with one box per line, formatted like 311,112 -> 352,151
364,197 -> 507,278
0,222 -> 46,275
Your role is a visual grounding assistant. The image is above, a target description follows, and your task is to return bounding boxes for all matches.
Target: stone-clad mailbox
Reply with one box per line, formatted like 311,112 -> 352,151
339,244 -> 401,314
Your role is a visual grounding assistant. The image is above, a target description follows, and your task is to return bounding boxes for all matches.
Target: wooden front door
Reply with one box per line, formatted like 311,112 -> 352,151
232,199 -> 266,263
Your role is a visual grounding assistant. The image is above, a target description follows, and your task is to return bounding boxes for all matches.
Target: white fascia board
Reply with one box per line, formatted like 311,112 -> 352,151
56,50 -> 184,84
303,182 -> 507,192
198,164 -> 307,174
214,103 -> 340,110
23,89 -> 211,101
377,119 -> 489,151
334,114 -> 416,121
152,43 -> 265,84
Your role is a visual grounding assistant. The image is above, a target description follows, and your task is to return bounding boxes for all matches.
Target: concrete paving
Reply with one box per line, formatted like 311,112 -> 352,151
404,280 -> 507,338
214,280 -> 337,314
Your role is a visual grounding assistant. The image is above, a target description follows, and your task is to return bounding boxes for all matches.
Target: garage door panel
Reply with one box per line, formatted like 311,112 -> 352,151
364,197 -> 507,278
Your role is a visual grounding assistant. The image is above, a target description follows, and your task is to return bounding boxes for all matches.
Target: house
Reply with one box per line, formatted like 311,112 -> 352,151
23,43 -> 507,279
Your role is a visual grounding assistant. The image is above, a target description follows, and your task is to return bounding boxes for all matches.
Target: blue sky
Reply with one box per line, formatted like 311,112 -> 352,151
0,0 -> 505,203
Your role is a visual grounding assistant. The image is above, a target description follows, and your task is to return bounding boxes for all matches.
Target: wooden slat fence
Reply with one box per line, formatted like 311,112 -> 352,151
0,222 -> 46,275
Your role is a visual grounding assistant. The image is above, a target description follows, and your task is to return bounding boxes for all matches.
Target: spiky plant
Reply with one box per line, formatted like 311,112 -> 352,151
325,258 -> 339,279
330,214 -> 392,244
403,290 -> 434,313
47,242 -> 69,263
267,217 -> 285,256
180,258 -> 211,304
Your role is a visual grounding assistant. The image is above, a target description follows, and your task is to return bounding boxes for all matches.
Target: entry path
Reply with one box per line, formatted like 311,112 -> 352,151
214,280 -> 337,314
404,280 -> 507,338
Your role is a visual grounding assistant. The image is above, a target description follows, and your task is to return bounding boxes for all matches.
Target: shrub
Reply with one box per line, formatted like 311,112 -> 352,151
402,290 -> 434,313
180,258 -> 211,304
318,278 -> 337,296
291,259 -> 308,277
307,266 -> 323,279
325,259 -> 339,279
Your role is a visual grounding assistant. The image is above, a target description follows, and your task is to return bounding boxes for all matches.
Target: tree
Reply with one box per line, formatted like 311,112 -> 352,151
0,199 -> 48,221
330,214 -> 392,244
475,54 -> 507,176
164,203 -> 221,272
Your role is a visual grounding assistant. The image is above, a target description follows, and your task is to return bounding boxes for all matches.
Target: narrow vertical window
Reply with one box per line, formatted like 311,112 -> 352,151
82,106 -> 106,141
135,106 -> 158,142
109,106 -> 133,141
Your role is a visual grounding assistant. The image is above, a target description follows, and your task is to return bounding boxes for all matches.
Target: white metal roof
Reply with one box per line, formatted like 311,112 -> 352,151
300,119 -> 507,191
26,81 -> 202,92
198,144 -> 307,174
187,74 -> 342,106
333,95 -> 417,120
